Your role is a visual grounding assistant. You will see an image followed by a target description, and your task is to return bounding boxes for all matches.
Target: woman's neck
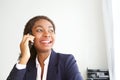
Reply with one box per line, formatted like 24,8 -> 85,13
37,49 -> 51,64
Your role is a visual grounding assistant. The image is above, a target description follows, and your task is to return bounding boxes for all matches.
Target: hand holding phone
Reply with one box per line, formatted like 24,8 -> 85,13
19,33 -> 35,64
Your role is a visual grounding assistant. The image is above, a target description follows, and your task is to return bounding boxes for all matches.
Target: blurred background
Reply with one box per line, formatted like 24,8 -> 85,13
0,0 -> 119,80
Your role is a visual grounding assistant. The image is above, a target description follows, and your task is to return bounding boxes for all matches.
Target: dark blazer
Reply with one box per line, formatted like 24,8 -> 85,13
7,50 -> 83,80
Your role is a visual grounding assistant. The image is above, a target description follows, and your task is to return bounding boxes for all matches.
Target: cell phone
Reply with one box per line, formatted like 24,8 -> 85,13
29,32 -> 34,49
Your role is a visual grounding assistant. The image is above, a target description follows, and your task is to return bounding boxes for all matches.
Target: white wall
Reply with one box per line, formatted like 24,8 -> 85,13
102,0 -> 114,79
0,0 -> 108,79
112,0 -> 120,79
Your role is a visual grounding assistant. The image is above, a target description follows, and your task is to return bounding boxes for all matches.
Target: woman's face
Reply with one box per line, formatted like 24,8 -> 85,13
32,19 -> 55,52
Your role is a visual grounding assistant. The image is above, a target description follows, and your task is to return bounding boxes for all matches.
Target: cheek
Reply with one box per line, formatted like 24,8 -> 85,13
33,35 -> 40,44
33,39 -> 39,46
52,35 -> 55,42
34,34 -> 41,40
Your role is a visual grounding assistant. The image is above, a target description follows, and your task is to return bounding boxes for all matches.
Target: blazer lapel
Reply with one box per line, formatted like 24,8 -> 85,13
47,50 -> 59,80
25,59 -> 37,80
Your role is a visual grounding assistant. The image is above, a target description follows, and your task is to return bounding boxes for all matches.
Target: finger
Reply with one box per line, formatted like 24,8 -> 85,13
21,34 -> 30,43
22,34 -> 34,42
23,35 -> 35,45
26,35 -> 35,43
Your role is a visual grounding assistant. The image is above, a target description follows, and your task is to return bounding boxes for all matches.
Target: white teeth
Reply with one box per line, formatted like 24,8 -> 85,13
41,41 -> 50,43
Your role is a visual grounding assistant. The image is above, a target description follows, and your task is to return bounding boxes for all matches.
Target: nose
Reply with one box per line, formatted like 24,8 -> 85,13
43,31 -> 50,37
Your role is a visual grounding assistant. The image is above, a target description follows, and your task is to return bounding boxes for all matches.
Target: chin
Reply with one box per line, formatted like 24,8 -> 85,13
37,47 -> 52,53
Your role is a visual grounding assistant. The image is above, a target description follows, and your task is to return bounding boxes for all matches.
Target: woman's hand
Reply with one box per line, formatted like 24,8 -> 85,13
19,34 -> 35,64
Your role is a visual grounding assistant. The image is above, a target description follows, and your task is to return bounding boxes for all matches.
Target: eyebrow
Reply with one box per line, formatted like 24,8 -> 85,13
34,25 -> 42,29
34,25 -> 54,29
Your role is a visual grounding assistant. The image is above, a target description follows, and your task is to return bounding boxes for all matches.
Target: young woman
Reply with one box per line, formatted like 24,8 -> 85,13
7,15 -> 83,80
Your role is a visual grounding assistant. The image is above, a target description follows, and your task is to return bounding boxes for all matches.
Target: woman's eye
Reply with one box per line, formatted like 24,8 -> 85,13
49,29 -> 54,33
36,29 -> 43,32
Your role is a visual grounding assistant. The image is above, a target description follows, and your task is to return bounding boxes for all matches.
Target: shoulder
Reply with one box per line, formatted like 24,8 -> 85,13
51,50 -> 75,60
55,52 -> 80,76
51,50 -> 77,66
57,53 -> 75,60
55,52 -> 76,65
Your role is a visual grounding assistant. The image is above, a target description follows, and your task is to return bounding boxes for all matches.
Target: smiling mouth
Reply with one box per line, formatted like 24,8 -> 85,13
40,40 -> 52,44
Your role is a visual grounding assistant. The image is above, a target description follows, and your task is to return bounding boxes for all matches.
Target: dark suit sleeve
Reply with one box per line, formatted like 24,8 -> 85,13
65,54 -> 83,80
7,64 -> 26,80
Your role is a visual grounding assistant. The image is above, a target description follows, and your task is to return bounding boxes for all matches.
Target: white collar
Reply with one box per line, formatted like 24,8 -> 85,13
36,54 -> 51,80
36,54 -> 51,68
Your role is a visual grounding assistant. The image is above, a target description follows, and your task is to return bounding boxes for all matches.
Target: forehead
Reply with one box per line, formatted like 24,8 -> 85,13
32,19 -> 55,32
33,19 -> 54,30
34,19 -> 53,27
